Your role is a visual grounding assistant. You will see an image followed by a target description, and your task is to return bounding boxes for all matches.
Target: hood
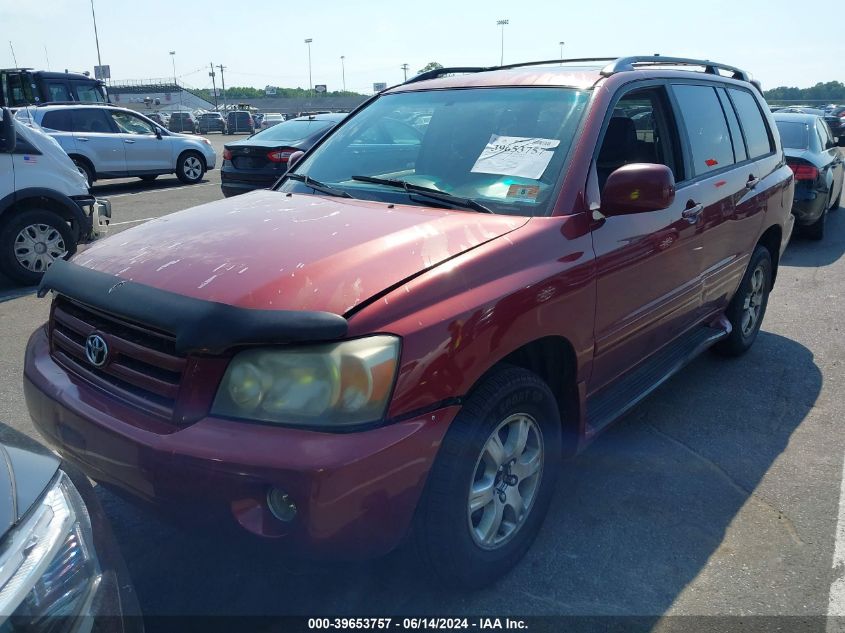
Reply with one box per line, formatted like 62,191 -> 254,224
0,427 -> 60,536
74,190 -> 528,315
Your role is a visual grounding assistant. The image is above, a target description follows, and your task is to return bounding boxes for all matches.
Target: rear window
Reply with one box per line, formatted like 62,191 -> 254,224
251,119 -> 335,143
775,121 -> 809,149
729,89 -> 773,159
41,109 -> 73,131
673,84 -> 735,176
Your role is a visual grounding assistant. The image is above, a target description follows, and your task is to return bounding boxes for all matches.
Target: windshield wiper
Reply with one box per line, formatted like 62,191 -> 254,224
351,175 -> 493,214
286,173 -> 353,198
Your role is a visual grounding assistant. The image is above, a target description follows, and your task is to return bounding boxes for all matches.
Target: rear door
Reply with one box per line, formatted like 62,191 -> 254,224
108,110 -> 172,173
589,84 -> 704,392
39,109 -> 77,155
668,82 -> 756,317
71,108 -> 127,175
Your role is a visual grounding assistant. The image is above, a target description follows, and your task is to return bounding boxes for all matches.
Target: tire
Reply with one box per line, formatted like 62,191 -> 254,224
713,244 -> 772,357
139,175 -> 158,182
413,365 -> 562,589
0,209 -> 76,285
176,151 -> 205,184
71,157 -> 94,188
803,205 -> 827,241
830,186 -> 842,211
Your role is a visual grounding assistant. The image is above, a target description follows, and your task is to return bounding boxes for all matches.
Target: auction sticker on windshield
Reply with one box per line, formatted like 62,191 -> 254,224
470,135 -> 560,179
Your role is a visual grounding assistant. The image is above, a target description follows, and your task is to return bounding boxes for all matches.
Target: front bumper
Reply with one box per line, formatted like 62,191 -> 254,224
24,327 -> 457,559
72,195 -> 111,240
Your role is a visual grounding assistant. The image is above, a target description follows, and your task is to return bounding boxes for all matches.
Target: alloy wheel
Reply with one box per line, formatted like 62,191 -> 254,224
183,156 -> 203,181
741,264 -> 765,337
467,413 -> 544,550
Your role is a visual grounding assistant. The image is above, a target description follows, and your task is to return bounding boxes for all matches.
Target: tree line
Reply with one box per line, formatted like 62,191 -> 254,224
764,81 -> 845,102
194,86 -> 364,100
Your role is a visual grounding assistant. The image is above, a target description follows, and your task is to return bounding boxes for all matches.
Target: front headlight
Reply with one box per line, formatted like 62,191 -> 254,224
211,335 -> 400,427
0,472 -> 101,627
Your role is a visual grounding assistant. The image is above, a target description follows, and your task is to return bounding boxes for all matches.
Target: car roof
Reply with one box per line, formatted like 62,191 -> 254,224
773,112 -> 822,124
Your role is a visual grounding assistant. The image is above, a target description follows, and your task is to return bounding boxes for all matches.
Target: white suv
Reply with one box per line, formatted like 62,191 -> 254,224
0,108 -> 109,284
17,105 -> 217,186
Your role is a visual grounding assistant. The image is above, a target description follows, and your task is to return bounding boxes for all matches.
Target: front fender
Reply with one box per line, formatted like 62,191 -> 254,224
345,215 -> 597,420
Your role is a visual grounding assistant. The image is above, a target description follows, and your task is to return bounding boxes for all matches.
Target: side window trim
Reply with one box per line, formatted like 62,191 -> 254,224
715,87 -> 748,163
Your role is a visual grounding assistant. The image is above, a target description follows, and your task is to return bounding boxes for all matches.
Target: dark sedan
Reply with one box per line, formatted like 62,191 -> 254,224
776,106 -> 845,144
221,113 -> 346,197
774,112 -> 844,240
0,425 -> 141,630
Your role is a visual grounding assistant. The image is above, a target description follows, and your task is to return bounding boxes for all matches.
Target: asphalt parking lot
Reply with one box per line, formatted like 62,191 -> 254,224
1,136 -> 844,629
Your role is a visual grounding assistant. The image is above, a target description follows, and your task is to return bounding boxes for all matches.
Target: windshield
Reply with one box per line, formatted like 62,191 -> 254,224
252,118 -> 336,143
775,121 -> 810,150
278,87 -> 590,216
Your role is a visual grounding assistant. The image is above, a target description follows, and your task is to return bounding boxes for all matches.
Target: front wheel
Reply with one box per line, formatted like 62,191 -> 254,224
0,209 -> 76,285
413,366 -> 561,589
176,152 -> 205,184
713,245 -> 772,357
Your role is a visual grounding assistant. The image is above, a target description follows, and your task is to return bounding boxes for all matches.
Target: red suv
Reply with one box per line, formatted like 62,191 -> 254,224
24,56 -> 794,587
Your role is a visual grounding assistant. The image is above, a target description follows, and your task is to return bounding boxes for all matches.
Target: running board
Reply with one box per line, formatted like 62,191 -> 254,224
586,325 -> 729,435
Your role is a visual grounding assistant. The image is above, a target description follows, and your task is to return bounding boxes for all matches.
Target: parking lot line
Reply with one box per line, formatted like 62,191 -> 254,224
106,182 -> 214,199
109,218 -> 158,226
829,449 -> 845,628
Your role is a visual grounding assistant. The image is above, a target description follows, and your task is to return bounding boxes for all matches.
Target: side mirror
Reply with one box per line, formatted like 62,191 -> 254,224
287,150 -> 305,170
155,127 -> 163,139
601,163 -> 675,216
0,108 -> 15,154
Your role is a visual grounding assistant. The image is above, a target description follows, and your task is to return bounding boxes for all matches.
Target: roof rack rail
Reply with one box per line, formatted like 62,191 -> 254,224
600,56 -> 750,81
403,58 -> 620,85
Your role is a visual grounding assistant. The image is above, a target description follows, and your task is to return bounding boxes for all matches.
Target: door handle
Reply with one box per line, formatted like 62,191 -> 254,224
123,139 -> 135,144
77,137 -> 89,142
682,202 -> 704,223
746,175 -> 760,189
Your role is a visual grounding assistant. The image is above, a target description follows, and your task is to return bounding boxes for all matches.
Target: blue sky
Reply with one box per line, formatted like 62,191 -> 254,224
1,0 -> 839,94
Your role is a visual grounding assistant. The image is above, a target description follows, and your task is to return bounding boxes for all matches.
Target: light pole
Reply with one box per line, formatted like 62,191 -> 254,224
401,63 -> 409,81
304,38 -> 313,94
497,19 -> 509,66
169,51 -> 182,108
90,0 -> 102,70
559,41 -> 565,60
340,55 -> 346,92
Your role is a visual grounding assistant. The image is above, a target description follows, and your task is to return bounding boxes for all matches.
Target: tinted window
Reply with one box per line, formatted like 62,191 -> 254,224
251,118 -> 336,142
41,109 -> 73,131
817,120 -> 834,148
774,121 -> 809,149
673,84 -> 735,176
71,109 -> 113,133
716,88 -> 747,163
729,89 -> 773,159
47,82 -> 70,102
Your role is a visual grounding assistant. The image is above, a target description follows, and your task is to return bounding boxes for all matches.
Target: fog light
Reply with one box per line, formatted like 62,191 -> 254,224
267,488 -> 298,522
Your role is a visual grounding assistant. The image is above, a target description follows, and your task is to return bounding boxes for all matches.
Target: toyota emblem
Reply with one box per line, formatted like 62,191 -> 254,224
85,334 -> 109,367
